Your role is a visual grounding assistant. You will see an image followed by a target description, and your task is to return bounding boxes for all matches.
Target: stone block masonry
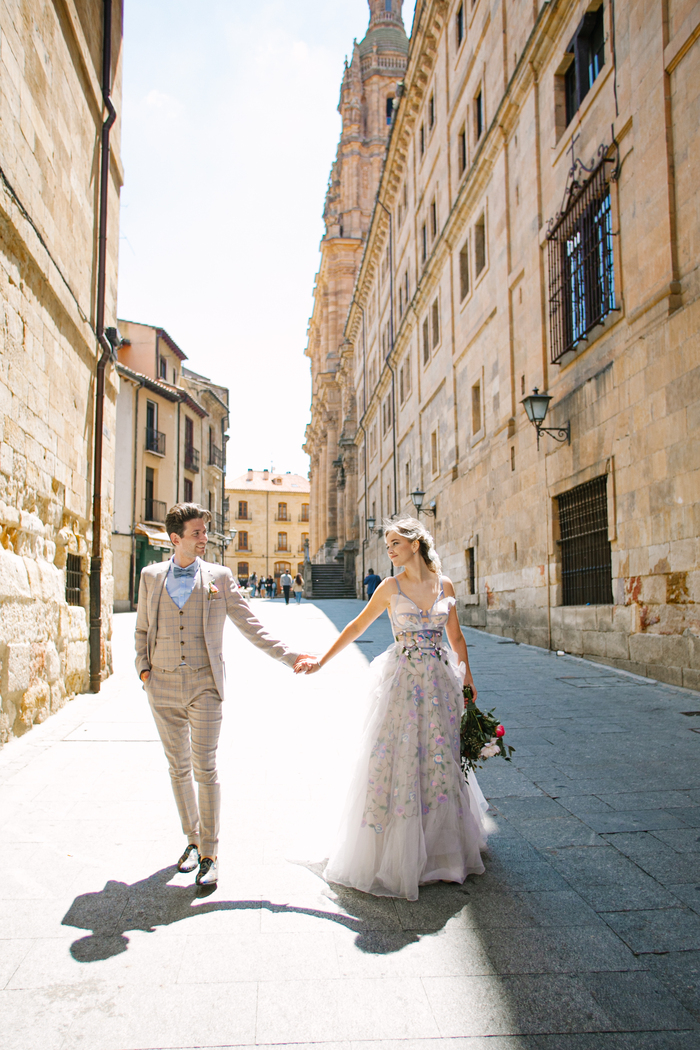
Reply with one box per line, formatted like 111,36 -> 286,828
0,1 -> 123,743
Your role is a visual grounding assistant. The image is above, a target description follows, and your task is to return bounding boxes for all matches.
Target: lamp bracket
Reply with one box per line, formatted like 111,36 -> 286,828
535,421 -> 571,450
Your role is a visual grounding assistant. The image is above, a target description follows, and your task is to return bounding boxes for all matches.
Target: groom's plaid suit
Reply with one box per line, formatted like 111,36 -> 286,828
136,560 -> 299,858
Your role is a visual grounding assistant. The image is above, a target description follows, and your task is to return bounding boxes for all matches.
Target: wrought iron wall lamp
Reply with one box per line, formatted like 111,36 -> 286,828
410,490 -> 436,516
521,388 -> 571,451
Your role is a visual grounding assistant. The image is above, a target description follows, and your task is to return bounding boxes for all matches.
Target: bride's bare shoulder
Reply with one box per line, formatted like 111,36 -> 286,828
441,576 -> 456,596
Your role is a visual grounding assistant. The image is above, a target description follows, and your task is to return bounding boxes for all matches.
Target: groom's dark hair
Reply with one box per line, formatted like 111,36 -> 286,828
166,502 -> 211,539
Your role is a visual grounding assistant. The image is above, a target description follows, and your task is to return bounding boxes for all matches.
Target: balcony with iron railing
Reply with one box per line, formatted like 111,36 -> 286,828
211,512 -> 225,535
298,512 -> 310,522
145,428 -> 166,456
209,445 -> 224,470
235,512 -> 253,521
184,445 -> 200,473
144,498 -> 167,523
274,546 -> 291,554
274,514 -> 290,522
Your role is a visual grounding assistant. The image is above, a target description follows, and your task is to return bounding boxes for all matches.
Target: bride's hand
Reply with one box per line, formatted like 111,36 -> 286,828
464,678 -> 478,706
293,655 -> 321,675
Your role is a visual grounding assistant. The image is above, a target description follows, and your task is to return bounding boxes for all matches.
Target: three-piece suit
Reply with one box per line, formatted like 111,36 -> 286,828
135,558 -> 299,858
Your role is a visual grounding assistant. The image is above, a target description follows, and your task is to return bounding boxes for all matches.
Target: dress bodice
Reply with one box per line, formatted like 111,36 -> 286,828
389,575 -> 455,654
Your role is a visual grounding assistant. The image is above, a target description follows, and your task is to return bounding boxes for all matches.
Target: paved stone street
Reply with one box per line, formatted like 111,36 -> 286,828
1,598 -> 699,1050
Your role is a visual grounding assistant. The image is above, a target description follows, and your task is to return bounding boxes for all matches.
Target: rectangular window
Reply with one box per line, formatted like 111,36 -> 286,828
428,93 -> 435,130
546,158 -> 616,362
431,298 -> 440,347
159,356 -> 167,380
184,477 -> 193,502
399,364 -> 405,404
430,199 -> 437,240
237,562 -> 249,581
474,89 -> 483,140
238,500 -> 248,519
277,502 -> 288,521
557,475 -> 612,606
459,238 -> 470,300
277,532 -> 288,550
399,352 -> 411,403
456,3 -> 464,47
66,553 -> 82,606
422,317 -> 430,364
430,429 -> 439,475
421,222 -> 427,263
475,213 -> 486,275
458,127 -> 467,176
465,547 -> 475,594
386,483 -> 392,517
564,6 -> 605,127
471,380 -> 481,435
420,123 -> 425,156
405,460 -> 410,498
300,503 -> 309,521
238,530 -> 248,550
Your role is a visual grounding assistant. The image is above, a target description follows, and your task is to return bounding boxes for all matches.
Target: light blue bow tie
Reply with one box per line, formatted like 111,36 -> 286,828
172,563 -> 197,579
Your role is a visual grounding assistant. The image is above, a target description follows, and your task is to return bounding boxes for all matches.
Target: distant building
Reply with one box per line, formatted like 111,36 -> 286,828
305,0 -> 700,689
224,471 -> 310,594
0,1 -> 123,744
112,321 -> 230,609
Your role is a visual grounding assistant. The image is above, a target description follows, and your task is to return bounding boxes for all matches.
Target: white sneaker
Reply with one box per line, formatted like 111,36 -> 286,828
177,843 -> 200,873
196,856 -> 218,886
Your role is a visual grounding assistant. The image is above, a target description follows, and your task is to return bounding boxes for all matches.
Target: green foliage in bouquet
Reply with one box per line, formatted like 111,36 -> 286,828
460,685 -> 515,775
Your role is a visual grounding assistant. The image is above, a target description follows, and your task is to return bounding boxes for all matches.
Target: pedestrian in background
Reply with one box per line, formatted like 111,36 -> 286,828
267,574 -> 275,598
292,573 -> 304,605
280,569 -> 293,605
363,568 -> 381,599
249,571 -> 257,598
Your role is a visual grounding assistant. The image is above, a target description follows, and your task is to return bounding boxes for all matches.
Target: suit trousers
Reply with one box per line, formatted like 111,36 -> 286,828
147,665 -> 222,859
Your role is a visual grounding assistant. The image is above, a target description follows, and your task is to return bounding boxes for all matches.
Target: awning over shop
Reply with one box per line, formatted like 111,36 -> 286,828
135,523 -> 172,550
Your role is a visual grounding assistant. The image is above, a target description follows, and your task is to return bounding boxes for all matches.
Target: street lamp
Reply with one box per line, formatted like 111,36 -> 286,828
366,515 -> 376,533
410,490 -> 436,516
520,388 -> 571,451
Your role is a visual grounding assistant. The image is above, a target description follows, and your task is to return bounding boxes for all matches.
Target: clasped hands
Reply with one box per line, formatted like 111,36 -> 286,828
293,654 -> 321,675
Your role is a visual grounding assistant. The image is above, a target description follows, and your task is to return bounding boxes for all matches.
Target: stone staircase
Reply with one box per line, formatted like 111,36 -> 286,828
310,563 -> 357,599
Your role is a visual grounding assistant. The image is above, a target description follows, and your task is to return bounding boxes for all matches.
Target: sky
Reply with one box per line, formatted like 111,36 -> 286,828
117,0 -> 416,482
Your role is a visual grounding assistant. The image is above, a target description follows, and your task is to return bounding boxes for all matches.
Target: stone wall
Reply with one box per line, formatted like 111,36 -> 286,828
0,0 -> 123,743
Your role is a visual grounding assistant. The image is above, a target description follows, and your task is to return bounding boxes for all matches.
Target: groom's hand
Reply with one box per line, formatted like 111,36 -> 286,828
293,655 -> 320,675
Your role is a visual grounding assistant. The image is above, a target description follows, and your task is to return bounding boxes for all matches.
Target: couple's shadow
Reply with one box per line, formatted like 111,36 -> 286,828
62,862 -> 475,962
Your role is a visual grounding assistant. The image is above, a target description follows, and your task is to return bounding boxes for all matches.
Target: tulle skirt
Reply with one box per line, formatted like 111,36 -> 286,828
324,641 -> 489,901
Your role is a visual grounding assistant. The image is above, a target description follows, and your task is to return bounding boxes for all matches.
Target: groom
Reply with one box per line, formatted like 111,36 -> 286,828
135,502 -> 311,887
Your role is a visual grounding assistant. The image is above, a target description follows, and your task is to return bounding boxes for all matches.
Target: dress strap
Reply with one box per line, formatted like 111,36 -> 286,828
437,574 -> 444,600
394,574 -> 404,595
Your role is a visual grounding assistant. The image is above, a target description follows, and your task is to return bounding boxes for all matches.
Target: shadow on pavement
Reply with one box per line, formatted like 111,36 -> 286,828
62,862 -> 473,961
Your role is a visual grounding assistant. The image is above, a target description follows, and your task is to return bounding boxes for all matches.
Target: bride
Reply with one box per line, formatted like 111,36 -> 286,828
297,518 -> 489,901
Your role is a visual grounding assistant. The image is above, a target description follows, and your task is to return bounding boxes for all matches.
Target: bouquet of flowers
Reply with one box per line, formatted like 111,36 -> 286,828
460,685 -> 515,774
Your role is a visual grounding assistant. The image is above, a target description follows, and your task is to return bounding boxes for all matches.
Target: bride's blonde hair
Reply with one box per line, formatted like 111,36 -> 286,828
382,516 -> 442,574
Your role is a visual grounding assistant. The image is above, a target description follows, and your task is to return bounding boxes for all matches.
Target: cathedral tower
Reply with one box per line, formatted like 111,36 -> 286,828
304,1 -> 409,572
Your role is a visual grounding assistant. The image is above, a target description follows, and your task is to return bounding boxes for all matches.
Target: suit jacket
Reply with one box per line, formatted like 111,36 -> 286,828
135,560 -> 300,701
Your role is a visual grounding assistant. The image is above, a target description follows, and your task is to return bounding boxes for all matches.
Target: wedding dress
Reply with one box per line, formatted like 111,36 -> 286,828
324,576 -> 489,901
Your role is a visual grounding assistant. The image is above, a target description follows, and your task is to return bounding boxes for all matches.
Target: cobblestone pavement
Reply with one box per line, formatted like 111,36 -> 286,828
0,597 -> 698,1050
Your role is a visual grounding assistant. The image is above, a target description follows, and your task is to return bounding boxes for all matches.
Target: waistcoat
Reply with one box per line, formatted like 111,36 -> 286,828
151,574 -> 210,670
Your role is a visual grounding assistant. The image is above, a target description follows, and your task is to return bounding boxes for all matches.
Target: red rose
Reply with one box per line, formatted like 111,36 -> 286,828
495,725 -> 505,737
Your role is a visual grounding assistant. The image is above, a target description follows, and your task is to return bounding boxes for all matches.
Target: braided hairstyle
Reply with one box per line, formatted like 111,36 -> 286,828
382,516 -> 442,574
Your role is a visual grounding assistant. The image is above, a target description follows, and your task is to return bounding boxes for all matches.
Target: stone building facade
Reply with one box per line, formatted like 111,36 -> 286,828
224,471 -> 310,594
0,1 -> 123,743
303,0 -> 409,580
306,0 -> 700,689
112,321 -> 230,608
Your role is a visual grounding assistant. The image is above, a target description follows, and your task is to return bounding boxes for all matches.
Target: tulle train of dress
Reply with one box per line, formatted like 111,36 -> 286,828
324,579 -> 489,901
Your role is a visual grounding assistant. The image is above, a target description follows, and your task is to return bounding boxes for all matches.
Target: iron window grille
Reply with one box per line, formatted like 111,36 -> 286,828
547,151 -> 618,363
144,498 -> 166,523
66,553 -> 82,606
556,474 -> 612,606
184,445 -> 200,473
